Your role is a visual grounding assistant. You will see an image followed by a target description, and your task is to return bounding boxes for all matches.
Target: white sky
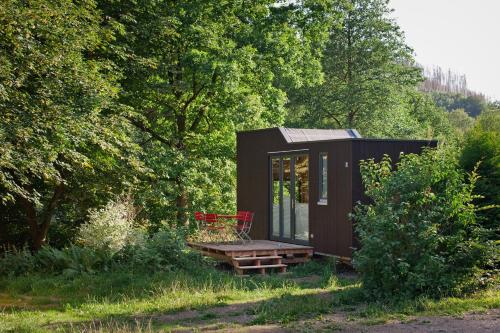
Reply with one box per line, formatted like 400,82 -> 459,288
389,0 -> 500,100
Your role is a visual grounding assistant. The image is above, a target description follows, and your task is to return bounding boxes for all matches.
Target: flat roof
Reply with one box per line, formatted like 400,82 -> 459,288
279,128 -> 361,143
237,127 -> 437,144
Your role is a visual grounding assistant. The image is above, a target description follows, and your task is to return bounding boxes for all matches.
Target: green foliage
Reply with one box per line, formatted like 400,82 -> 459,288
386,91 -> 453,140
0,246 -> 35,276
129,227 -> 204,272
460,110 -> 500,233
0,225 -> 203,277
35,245 -> 113,277
0,245 -> 112,277
447,108 -> 476,137
77,196 -> 143,254
432,92 -> 488,117
0,0 -> 141,248
353,148 -> 494,299
97,0 -> 337,225
286,0 -> 429,137
0,0 -> 117,203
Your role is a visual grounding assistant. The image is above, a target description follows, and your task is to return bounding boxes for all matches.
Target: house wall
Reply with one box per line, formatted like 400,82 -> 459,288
236,129 -> 437,258
309,140 -> 352,257
236,128 -> 354,257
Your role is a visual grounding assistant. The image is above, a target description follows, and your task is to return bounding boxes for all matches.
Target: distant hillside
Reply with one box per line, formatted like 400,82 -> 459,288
418,65 -> 488,117
419,65 -> 485,98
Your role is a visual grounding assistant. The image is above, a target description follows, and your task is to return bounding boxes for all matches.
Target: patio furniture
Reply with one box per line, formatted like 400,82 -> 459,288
219,210 -> 255,242
203,213 -> 226,231
194,211 -> 205,226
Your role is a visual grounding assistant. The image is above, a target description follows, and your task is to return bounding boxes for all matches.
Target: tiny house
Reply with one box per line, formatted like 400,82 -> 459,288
236,128 -> 437,259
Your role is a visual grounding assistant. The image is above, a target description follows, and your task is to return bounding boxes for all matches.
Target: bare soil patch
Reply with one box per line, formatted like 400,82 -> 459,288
287,308 -> 500,333
155,303 -> 500,333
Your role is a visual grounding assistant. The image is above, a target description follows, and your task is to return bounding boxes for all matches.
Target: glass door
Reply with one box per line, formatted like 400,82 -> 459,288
270,153 -> 309,244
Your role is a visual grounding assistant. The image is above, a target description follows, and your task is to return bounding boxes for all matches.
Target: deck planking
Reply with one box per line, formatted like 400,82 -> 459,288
188,240 -> 313,275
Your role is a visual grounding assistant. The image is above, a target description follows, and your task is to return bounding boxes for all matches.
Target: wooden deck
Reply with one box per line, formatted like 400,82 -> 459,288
188,240 -> 313,275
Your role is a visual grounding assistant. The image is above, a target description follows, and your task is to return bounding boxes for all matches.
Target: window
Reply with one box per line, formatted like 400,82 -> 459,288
318,153 -> 327,204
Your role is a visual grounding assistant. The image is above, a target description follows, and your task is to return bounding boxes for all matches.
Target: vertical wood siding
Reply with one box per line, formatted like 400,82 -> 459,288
237,128 -> 437,258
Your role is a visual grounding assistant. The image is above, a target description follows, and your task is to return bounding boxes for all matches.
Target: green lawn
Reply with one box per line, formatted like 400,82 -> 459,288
0,260 -> 498,332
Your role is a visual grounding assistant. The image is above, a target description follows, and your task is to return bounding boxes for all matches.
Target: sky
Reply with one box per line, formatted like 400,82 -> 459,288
389,0 -> 500,100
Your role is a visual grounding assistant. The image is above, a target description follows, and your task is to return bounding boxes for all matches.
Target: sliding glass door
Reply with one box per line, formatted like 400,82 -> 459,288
270,153 -> 309,244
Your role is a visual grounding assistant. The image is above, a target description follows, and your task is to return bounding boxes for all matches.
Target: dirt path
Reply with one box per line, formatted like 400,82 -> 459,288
157,305 -> 500,332
290,308 -> 500,333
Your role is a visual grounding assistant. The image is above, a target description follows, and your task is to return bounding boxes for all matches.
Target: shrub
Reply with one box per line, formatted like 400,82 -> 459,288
0,246 -> 35,276
35,245 -> 112,277
0,245 -> 112,277
77,196 -> 138,254
353,148 -> 494,299
460,114 -> 499,233
130,226 -> 204,271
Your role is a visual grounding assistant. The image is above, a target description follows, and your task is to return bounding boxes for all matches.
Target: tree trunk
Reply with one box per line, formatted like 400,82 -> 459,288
18,182 -> 65,251
32,226 -> 49,251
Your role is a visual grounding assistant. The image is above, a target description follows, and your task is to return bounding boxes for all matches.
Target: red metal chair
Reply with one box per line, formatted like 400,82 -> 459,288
234,211 -> 254,241
203,213 -> 225,231
194,211 -> 205,225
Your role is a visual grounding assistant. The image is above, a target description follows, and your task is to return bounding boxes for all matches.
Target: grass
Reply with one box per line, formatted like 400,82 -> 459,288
0,259 -> 498,332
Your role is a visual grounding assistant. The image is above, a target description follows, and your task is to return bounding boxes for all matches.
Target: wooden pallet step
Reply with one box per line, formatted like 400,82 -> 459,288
232,256 -> 282,261
235,264 -> 287,275
282,257 -> 309,264
237,264 -> 287,270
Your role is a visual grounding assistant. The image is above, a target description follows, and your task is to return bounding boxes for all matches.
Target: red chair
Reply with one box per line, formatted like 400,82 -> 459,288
234,211 -> 254,241
203,213 -> 225,231
194,211 -> 205,224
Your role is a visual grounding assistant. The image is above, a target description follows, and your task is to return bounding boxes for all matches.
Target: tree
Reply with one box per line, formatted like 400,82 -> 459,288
286,0 -> 423,136
0,0 -> 136,249
447,108 -> 475,137
98,0 -> 337,225
432,92 -> 488,118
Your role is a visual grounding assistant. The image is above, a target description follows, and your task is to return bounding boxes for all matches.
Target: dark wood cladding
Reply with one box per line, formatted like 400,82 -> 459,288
237,128 -> 437,258
350,140 -> 437,251
351,140 -> 437,206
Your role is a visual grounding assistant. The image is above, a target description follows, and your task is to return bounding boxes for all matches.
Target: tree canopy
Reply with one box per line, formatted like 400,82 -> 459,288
97,0 -> 338,225
0,0 -> 486,249
0,0 -> 138,248
285,0 -> 431,136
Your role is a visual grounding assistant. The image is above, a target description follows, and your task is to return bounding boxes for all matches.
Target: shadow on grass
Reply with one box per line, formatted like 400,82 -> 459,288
45,283 -> 366,332
0,258 -> 345,313
0,262 -> 364,332
2,261 -> 497,332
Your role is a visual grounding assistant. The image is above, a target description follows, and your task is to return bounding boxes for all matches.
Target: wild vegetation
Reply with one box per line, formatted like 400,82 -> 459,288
353,148 -> 496,298
1,259 -> 498,332
0,0 -> 498,331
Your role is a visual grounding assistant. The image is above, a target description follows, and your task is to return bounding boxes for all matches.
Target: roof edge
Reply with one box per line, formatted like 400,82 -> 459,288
279,127 -> 362,143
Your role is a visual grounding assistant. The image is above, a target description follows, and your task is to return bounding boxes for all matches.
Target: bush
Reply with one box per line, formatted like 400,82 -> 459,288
353,148 -> 494,299
1,201 -> 204,277
35,245 -> 113,277
0,245 -> 112,277
460,113 -> 499,233
0,227 -> 201,277
129,226 -> 204,271
0,246 -> 35,276
77,196 -> 139,254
